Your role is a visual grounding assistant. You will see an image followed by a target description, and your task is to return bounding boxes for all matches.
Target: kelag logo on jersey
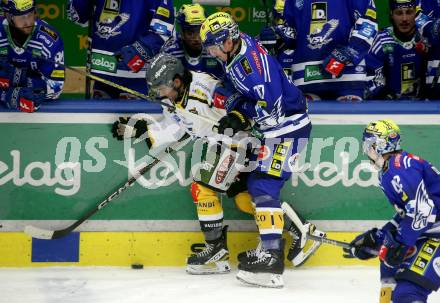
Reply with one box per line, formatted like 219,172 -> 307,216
91,53 -> 117,73
304,64 -> 332,82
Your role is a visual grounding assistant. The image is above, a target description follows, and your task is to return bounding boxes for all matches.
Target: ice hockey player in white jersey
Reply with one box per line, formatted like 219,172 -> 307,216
112,53 -> 256,275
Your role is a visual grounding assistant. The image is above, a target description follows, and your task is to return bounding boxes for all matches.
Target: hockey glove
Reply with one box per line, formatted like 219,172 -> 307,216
217,111 -> 250,135
379,230 -> 412,268
322,47 -> 357,77
0,59 -> 28,89
112,117 -> 149,143
0,87 -> 45,112
115,41 -> 152,73
343,228 -> 384,260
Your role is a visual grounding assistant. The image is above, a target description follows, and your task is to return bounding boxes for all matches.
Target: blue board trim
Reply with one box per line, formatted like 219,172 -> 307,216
1,99 -> 440,114
31,232 -> 80,262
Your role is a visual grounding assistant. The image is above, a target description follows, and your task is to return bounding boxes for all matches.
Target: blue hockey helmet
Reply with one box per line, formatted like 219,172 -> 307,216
2,0 -> 36,16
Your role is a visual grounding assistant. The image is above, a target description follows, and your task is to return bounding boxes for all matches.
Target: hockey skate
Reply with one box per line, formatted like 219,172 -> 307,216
236,243 -> 285,288
186,226 -> 230,275
237,240 -> 262,263
287,221 -> 326,267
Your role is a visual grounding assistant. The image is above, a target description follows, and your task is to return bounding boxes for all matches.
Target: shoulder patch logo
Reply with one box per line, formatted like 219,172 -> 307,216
40,25 -> 58,41
240,57 -> 253,75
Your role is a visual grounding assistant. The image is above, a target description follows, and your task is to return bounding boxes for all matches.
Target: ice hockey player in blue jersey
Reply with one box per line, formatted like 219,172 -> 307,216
344,119 -> 440,303
164,4 -> 224,79
418,0 -> 440,98
0,0 -> 64,112
67,0 -> 174,99
200,12 -> 321,288
280,0 -> 378,101
365,0 -> 429,100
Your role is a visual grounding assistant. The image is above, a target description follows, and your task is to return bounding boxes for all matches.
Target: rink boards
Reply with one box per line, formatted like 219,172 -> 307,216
0,101 -> 439,267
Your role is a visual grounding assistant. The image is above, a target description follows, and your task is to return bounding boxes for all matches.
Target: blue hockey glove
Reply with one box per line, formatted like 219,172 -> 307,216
213,82 -> 246,112
115,41 -> 152,73
322,47 -> 357,77
379,230 -> 411,268
0,87 -> 45,112
0,59 -> 28,89
217,111 -> 250,135
258,26 -> 278,51
343,228 -> 384,260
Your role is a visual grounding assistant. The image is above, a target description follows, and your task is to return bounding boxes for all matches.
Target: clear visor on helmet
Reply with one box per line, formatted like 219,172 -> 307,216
147,83 -> 174,101
362,135 -> 376,155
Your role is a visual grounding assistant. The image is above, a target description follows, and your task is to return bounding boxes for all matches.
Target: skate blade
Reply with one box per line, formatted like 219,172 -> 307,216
236,270 -> 284,288
292,239 -> 323,267
186,261 -> 231,275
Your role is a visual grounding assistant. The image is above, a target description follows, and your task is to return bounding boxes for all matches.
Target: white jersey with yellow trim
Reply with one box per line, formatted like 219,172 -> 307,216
147,71 -> 225,149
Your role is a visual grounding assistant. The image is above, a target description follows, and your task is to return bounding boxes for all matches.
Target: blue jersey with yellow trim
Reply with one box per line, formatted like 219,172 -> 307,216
366,27 -> 427,100
67,0 -> 174,81
0,17 -> 65,99
164,36 -> 224,79
282,0 -> 378,94
380,151 -> 440,246
224,33 -> 307,138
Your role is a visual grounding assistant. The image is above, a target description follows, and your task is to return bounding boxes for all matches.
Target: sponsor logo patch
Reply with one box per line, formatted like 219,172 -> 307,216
240,57 -> 253,75
91,52 -> 117,73
304,64 -> 330,82
215,155 -> 234,184
157,7 -> 170,18
39,25 -> 58,41
50,70 -> 65,78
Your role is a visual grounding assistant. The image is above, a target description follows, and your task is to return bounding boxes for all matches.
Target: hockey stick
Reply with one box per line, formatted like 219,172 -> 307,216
1,49 -> 219,127
62,64 -> 218,127
24,135 -> 191,240
281,202 -> 378,256
24,157 -> 160,239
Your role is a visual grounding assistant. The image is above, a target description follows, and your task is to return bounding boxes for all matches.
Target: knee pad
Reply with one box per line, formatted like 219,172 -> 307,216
392,280 -> 430,303
191,182 -> 223,231
233,192 -> 255,215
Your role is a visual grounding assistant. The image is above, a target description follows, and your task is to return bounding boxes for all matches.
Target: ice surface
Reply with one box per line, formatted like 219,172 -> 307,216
0,266 -> 439,303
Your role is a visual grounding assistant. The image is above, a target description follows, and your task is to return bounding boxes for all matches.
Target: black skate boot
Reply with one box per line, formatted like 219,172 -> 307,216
236,241 -> 285,288
237,241 -> 262,264
287,221 -> 326,266
186,226 -> 230,275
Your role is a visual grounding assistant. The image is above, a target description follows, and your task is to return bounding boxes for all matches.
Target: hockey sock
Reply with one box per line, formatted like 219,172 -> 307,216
254,200 -> 284,250
192,182 -> 224,242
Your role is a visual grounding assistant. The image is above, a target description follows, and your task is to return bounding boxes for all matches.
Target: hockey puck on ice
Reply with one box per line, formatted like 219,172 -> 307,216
131,263 -> 144,269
